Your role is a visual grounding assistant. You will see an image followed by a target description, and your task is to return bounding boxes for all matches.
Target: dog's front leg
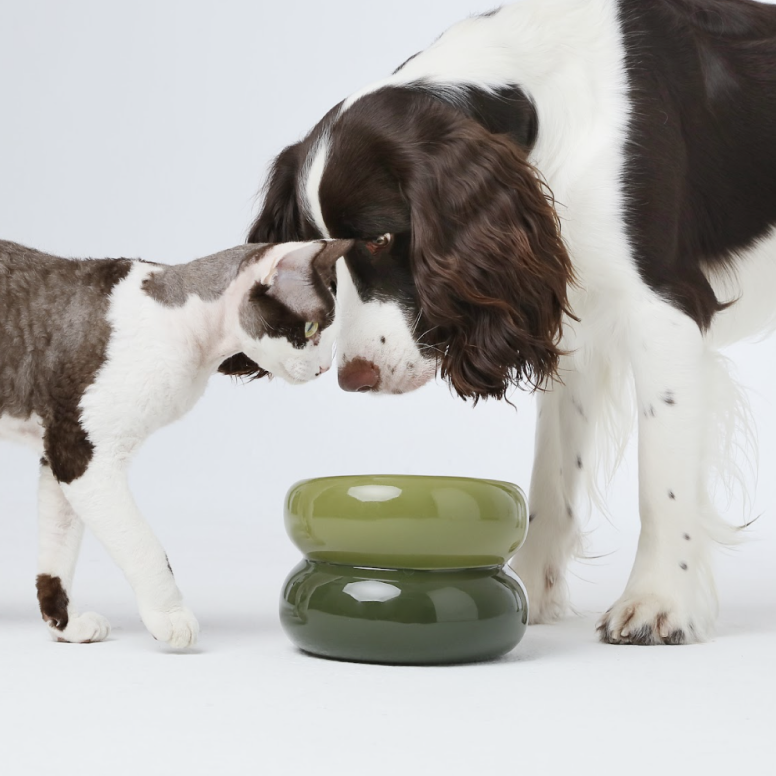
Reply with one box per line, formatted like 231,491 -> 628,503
511,357 -> 602,623
60,456 -> 199,648
598,303 -> 717,645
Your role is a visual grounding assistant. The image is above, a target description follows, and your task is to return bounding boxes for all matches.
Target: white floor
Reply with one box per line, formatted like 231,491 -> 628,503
2,1 -> 776,772
2,339 -> 775,776
2,481 -> 774,775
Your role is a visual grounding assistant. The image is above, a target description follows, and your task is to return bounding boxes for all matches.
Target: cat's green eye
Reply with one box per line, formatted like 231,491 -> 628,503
304,321 -> 319,339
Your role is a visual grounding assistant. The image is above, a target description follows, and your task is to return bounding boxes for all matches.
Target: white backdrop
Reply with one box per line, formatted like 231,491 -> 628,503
1,3 -> 776,774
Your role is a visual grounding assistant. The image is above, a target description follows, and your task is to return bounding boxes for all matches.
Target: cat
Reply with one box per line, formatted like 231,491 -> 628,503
0,237 -> 352,647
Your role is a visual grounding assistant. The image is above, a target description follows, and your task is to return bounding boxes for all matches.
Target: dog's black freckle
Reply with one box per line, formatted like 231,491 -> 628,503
529,512 -> 536,523
663,390 -> 676,406
380,336 -> 386,344
576,455 -> 582,469
680,562 -> 688,570
683,533 -> 691,541
566,503 -> 574,519
668,490 -> 675,500
407,362 -> 414,370
649,406 -> 655,417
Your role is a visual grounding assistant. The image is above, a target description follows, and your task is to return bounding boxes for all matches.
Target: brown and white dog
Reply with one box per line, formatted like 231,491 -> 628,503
243,0 -> 776,644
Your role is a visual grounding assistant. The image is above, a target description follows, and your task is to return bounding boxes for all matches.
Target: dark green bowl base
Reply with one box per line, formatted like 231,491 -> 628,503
280,561 -> 528,665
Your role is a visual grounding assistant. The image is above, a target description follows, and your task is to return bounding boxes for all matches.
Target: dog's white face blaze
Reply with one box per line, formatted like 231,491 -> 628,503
334,260 -> 435,393
303,141 -> 435,394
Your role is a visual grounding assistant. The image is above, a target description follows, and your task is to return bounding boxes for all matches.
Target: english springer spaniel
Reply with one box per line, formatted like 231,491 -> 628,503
247,0 -> 776,644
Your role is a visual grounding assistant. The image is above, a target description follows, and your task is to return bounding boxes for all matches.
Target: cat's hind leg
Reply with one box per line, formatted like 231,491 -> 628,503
37,459 -> 110,643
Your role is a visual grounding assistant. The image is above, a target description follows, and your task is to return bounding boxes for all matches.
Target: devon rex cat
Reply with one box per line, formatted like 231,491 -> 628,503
0,237 -> 352,648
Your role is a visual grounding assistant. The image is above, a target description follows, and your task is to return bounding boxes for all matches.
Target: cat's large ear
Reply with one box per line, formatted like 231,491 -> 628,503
247,143 -> 304,243
224,145 -> 306,378
266,239 -> 354,313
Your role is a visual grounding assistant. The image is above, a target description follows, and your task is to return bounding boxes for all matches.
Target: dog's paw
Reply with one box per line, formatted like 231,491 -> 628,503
141,606 -> 199,649
596,595 -> 702,645
51,611 -> 111,644
510,560 -> 568,624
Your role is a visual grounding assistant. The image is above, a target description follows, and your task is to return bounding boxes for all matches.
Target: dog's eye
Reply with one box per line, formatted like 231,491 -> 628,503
366,233 -> 393,255
304,321 -> 319,339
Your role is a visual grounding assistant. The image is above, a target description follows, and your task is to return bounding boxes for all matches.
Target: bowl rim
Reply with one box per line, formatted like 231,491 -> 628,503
285,474 -> 529,567
287,474 -> 526,494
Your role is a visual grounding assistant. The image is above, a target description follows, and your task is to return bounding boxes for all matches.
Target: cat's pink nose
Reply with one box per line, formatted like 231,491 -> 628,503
339,358 -> 381,392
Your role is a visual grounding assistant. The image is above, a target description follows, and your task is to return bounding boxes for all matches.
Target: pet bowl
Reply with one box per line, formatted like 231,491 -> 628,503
279,475 -> 529,665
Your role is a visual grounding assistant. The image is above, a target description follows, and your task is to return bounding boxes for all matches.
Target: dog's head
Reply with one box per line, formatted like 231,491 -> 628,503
249,86 -> 573,400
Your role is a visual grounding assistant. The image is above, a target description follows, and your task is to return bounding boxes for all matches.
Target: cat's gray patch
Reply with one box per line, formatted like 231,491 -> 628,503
142,244 -> 272,307
0,240 -> 131,482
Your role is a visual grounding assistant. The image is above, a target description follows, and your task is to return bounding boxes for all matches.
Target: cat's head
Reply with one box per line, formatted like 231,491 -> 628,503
227,239 -> 353,384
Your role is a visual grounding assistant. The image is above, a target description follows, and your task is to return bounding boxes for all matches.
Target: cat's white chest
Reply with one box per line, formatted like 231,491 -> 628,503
78,265 -> 221,454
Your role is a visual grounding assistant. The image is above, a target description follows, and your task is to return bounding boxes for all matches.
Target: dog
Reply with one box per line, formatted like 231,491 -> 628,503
0,238 -> 350,646
243,0 -> 776,644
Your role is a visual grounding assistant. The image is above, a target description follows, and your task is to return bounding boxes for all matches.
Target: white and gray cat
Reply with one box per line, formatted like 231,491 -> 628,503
0,237 -> 351,647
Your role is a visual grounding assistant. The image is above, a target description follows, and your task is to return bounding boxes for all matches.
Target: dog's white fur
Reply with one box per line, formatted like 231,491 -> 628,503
310,0 -> 771,642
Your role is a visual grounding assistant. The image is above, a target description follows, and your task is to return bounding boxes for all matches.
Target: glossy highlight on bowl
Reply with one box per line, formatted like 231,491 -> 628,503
284,474 -> 529,571
280,474 -> 530,665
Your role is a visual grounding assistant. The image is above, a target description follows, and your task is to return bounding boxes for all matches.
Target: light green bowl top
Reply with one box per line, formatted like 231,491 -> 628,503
285,475 -> 528,570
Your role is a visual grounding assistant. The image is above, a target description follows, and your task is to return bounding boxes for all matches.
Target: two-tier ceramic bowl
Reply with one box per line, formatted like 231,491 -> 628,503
279,475 -> 529,665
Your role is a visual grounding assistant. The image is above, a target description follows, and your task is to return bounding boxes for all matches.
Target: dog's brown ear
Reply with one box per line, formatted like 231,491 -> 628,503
407,115 -> 574,401
248,143 -> 304,243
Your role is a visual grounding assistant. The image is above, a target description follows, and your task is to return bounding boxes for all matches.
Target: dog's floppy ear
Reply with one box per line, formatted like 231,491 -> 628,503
248,143 -> 304,243
407,116 -> 574,401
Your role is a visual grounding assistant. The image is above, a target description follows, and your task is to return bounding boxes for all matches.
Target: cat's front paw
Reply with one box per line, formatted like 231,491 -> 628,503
141,606 -> 199,648
596,594 -> 704,645
50,611 -> 111,643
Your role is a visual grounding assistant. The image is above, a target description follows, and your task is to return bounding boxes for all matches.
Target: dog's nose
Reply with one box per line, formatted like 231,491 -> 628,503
338,358 -> 381,392
317,365 -> 330,376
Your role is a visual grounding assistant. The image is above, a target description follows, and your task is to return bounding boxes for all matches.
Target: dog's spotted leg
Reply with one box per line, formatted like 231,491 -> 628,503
37,460 -> 110,643
511,359 -> 601,624
598,303 -> 718,645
